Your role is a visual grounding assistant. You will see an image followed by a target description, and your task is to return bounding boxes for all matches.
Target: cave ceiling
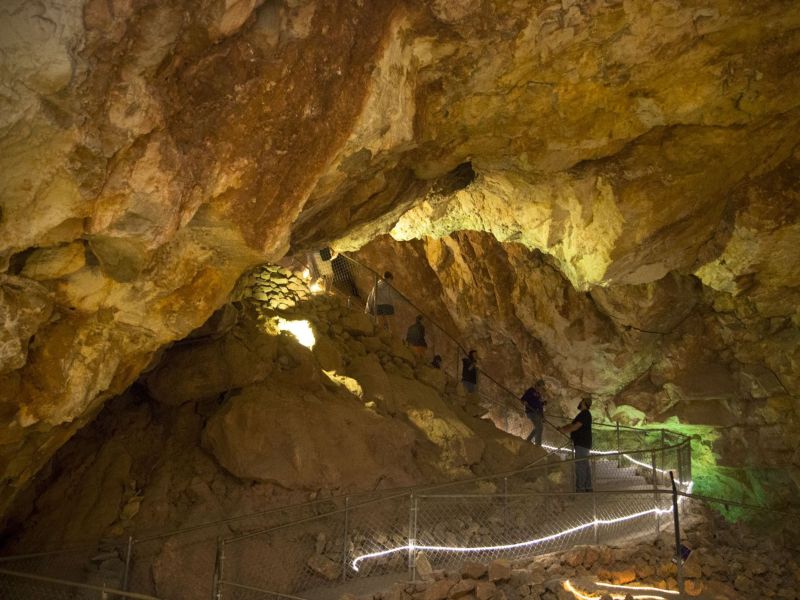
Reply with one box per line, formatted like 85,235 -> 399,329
1,0 -> 799,518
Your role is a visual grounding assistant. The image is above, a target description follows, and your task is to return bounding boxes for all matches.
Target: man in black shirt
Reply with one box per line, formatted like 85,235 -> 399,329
461,350 -> 478,393
521,379 -> 547,446
405,315 -> 427,359
558,397 -> 593,492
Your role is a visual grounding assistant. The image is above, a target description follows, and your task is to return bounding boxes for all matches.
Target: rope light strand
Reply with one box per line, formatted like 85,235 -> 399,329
539,444 -> 690,486
351,500 -> 685,571
563,579 -> 672,600
351,481 -> 694,571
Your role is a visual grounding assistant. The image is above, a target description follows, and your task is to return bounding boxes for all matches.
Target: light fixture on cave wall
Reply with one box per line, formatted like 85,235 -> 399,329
276,317 -> 316,349
300,267 -> 325,294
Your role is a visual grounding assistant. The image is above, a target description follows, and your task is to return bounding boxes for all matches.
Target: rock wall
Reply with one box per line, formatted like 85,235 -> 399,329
354,228 -> 800,488
4,290 -> 543,560
2,0 -> 800,521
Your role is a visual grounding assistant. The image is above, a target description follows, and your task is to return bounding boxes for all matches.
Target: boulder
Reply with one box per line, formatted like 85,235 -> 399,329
424,579 -> 454,600
307,555 -> 339,580
475,581 -> 496,600
21,242 -> 86,280
0,275 -> 53,374
313,333 -> 343,372
341,312 -> 375,336
461,561 -> 487,579
202,382 -> 421,490
449,578 -> 476,598
488,559 -> 512,582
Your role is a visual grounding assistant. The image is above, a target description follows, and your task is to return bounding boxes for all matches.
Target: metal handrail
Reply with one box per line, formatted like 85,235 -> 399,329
222,434 -> 692,543
676,491 -> 800,516
0,567 -> 162,599
219,580 -> 307,600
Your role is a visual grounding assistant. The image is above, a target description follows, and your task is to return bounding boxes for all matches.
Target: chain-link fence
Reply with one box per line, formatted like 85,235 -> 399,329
0,539 -> 132,593
0,566 -> 161,600
215,430 -> 692,599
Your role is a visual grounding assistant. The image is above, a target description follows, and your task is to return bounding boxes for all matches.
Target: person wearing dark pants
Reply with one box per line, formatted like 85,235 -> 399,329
559,397 -> 593,492
461,350 -> 478,394
521,379 -> 547,446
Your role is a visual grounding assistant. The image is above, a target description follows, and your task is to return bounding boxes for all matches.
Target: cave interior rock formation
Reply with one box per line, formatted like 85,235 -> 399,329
1,0 -> 799,589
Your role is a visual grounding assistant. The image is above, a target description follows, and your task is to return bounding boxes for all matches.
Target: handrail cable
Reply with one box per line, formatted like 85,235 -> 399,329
222,435 -> 692,544
338,254 -> 571,440
0,567 -> 162,599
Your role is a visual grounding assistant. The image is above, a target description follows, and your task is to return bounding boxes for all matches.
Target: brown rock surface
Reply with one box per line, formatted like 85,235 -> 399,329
1,0 -> 800,528
201,380 -> 423,490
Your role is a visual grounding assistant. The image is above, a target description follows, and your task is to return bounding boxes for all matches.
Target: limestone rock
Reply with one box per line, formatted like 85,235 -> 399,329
0,276 -> 53,374
146,321 -> 277,405
449,578 -> 476,598
202,382 -> 422,490
307,554 -> 340,581
313,333 -> 344,372
475,581 -> 496,600
461,561 -> 487,580
416,551 -> 435,582
21,242 -> 86,280
341,312 -> 375,337
488,559 -> 512,582
2,0 -> 800,533
425,579 -> 454,600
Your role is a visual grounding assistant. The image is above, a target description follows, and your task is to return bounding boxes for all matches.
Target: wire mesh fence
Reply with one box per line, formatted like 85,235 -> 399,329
124,492 -> 395,599
216,432 -> 692,599
0,566 -> 162,600
0,539 -> 132,592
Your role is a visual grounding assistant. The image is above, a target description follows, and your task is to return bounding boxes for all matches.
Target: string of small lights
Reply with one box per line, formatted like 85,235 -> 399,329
351,482 -> 693,572
539,443 -> 690,486
562,578 -> 678,600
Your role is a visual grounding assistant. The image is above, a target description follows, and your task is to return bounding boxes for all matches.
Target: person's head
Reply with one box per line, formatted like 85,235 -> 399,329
416,314 -> 423,324
383,271 -> 393,280
432,354 -> 442,367
535,378 -> 545,390
468,349 -> 477,360
579,396 -> 593,411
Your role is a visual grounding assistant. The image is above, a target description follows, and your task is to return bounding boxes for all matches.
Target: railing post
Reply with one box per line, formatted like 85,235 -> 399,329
121,535 -> 133,592
373,271 -> 378,326
616,423 -> 622,468
503,477 -> 509,533
341,496 -> 350,583
652,451 -> 660,537
660,429 -> 666,487
212,537 -> 224,600
592,490 -> 599,545
408,494 -> 418,582
670,472 -> 686,599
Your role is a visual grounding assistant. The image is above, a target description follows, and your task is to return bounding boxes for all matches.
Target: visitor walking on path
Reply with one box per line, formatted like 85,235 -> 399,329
365,271 -> 395,331
405,315 -> 427,359
317,247 -> 336,292
461,350 -> 478,394
558,397 -> 593,492
521,379 -> 547,446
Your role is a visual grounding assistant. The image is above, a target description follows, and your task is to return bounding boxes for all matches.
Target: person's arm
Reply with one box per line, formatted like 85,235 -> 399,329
559,421 -> 582,434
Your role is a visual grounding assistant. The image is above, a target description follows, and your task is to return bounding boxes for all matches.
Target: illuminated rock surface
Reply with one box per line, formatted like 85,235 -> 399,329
1,0 -> 799,551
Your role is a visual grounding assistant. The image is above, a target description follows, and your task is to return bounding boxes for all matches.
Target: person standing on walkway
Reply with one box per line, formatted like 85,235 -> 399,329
365,271 -> 395,331
461,350 -> 478,394
558,397 -> 593,492
521,379 -> 547,446
405,315 -> 427,359
317,247 -> 336,292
